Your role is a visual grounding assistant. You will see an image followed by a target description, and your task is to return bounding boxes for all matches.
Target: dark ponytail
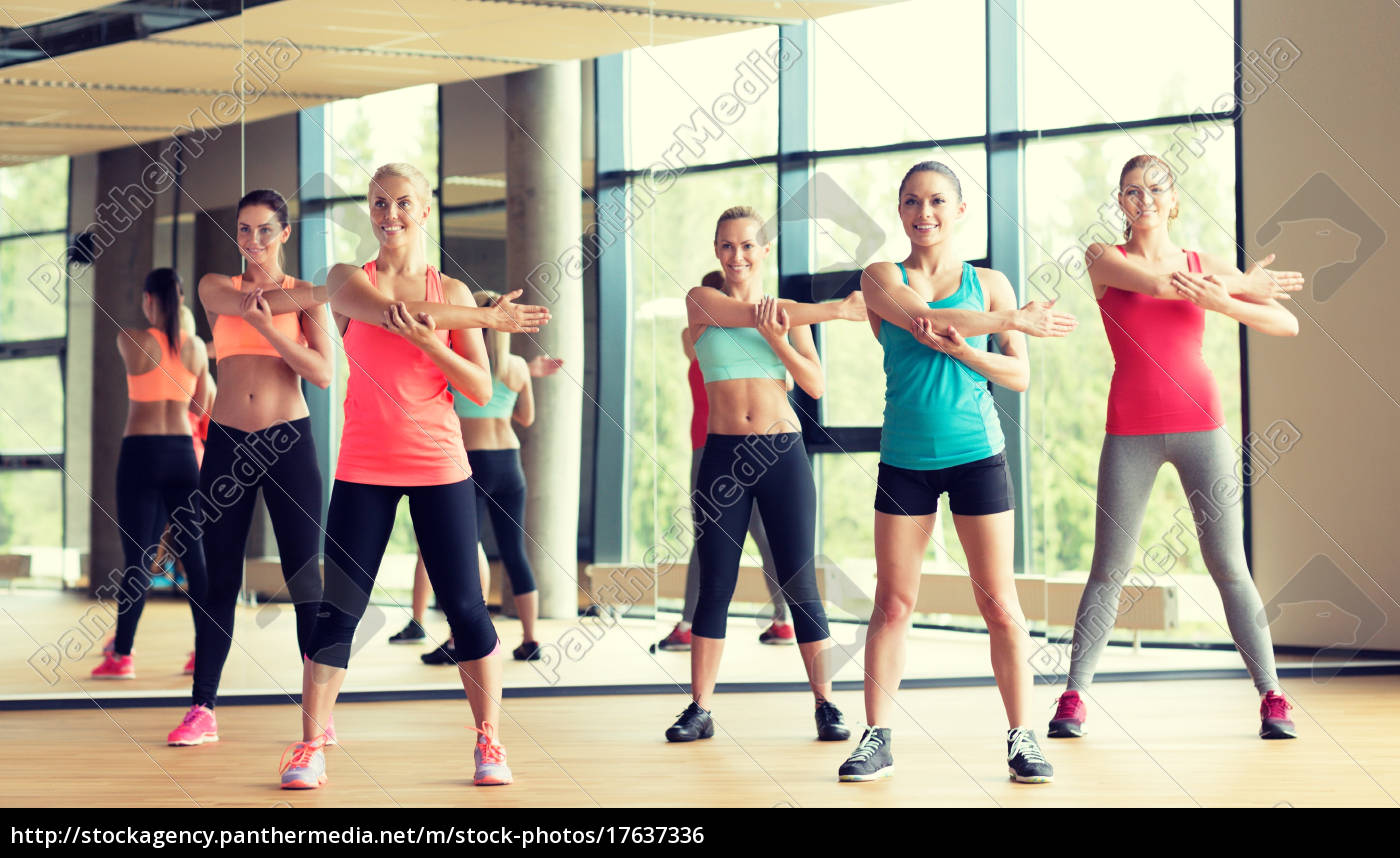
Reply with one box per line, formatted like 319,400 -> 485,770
237,188 -> 289,229
143,268 -> 183,352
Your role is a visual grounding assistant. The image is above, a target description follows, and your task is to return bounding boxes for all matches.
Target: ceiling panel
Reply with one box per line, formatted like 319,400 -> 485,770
0,0 -> 891,162
0,1 -> 116,29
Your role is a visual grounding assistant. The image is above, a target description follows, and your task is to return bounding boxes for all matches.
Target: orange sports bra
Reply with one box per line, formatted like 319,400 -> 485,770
126,328 -> 198,403
211,274 -> 307,362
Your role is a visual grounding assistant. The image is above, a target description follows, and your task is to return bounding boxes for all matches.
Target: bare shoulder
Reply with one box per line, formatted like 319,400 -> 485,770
116,327 -> 155,367
440,274 -> 472,305
973,266 -> 1015,307
861,260 -> 899,285
1194,249 -> 1237,276
507,353 -> 531,389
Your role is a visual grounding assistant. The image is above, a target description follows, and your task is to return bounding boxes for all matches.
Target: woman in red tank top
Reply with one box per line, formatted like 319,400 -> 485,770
1049,154 -> 1305,742
279,163 -> 549,791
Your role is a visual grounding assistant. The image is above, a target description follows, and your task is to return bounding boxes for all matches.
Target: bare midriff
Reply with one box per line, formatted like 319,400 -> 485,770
703,377 -> 800,436
210,353 -> 310,432
459,416 -> 519,451
124,400 -> 196,437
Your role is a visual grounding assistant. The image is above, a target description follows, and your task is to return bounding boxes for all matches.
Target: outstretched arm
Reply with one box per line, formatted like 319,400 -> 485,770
1197,250 -> 1305,302
1172,271 -> 1299,337
686,286 -> 867,329
198,272 -> 326,317
327,265 -> 550,333
862,262 -> 1075,338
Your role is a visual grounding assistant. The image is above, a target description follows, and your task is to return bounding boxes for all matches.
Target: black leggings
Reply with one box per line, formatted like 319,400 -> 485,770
111,435 -> 206,656
467,449 -> 537,595
190,418 -> 323,708
692,433 -> 829,643
307,479 -> 497,668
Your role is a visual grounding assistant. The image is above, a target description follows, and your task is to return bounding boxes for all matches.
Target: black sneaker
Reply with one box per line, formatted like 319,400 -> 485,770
420,643 -> 458,665
1007,727 -> 1054,784
513,641 -> 542,661
838,727 -> 893,782
665,701 -> 714,742
388,620 -> 426,644
815,700 -> 850,741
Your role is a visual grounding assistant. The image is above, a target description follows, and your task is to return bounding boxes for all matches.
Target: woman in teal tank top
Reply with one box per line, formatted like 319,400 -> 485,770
398,290 -> 565,664
837,161 -> 1077,786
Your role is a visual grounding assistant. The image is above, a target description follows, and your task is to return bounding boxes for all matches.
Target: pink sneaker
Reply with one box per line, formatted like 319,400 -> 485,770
471,722 -> 513,786
1047,690 -> 1086,738
759,621 -> 796,645
279,736 -> 328,790
1259,690 -> 1297,739
91,654 -> 134,679
182,651 -> 195,675
656,623 -> 692,652
168,704 -> 219,746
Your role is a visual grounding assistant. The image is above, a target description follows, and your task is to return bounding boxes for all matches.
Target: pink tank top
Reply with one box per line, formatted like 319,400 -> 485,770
1099,246 -> 1224,435
335,261 -> 471,486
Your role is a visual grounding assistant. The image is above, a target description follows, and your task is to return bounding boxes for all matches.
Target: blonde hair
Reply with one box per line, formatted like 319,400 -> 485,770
368,162 -> 432,206
714,205 -> 770,244
474,290 -> 512,377
178,303 -> 197,336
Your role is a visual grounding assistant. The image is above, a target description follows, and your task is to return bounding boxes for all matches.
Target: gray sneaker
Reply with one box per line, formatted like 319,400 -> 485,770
472,722 -> 513,786
279,738 -> 327,789
1007,727 -> 1054,784
838,727 -> 893,782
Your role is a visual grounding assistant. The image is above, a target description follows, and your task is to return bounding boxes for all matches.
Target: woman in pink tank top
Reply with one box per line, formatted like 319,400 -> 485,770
1049,154 -> 1305,743
279,163 -> 550,791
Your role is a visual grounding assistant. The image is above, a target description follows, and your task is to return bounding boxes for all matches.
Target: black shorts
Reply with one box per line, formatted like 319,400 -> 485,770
874,452 -> 1014,517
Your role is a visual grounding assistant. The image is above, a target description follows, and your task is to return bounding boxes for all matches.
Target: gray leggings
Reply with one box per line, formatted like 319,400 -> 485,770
1067,429 -> 1280,694
682,448 -> 789,624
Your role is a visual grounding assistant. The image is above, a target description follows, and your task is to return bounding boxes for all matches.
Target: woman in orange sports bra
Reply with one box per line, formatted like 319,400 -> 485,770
91,269 -> 211,681
276,162 -> 550,791
165,188 -> 337,748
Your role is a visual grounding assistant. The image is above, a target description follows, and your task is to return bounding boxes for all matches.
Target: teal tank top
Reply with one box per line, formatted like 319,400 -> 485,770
693,324 -> 786,383
451,376 -> 518,419
878,261 -> 1005,470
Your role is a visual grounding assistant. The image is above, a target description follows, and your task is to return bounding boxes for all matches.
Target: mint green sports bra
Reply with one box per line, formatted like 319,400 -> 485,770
692,325 -> 786,383
451,376 -> 518,419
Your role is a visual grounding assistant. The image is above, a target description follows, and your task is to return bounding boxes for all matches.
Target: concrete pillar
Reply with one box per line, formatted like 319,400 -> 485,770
505,63 -> 583,620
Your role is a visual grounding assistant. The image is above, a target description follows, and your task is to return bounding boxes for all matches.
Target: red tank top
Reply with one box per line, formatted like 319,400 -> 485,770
1099,246 -> 1224,435
335,261 -> 470,486
688,359 -> 708,450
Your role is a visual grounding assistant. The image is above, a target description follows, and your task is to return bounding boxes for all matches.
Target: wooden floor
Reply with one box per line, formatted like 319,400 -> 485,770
0,590 -> 1308,701
2,676 -> 1397,807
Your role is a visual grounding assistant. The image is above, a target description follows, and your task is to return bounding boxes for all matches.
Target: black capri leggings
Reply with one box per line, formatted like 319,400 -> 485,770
111,435 -> 207,656
691,432 -> 829,643
467,448 -> 537,596
307,479 -> 497,668
190,418 -> 323,708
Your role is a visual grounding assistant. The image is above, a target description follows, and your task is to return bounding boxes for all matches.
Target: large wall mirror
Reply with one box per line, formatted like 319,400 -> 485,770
2,1 -> 1273,714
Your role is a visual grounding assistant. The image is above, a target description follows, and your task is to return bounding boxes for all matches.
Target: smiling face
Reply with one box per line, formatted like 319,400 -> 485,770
899,170 -> 966,248
1118,162 -> 1178,236
713,216 -> 771,288
368,173 -> 430,248
237,204 -> 290,269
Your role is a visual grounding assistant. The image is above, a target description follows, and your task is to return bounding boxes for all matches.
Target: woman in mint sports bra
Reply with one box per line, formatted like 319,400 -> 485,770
397,289 -> 564,663
837,161 -> 1078,786
664,205 -> 867,745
